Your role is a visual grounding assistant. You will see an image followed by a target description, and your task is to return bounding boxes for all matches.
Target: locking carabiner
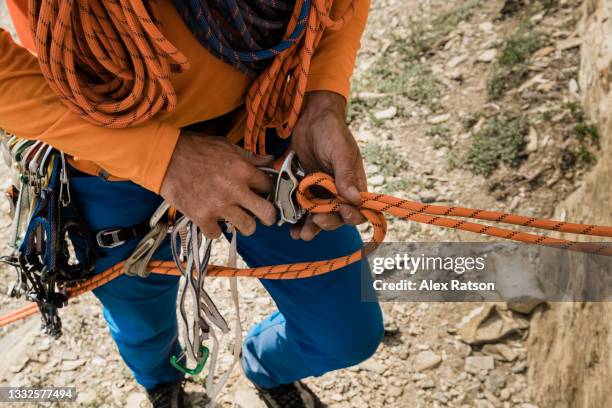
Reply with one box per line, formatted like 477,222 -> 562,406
170,345 -> 210,376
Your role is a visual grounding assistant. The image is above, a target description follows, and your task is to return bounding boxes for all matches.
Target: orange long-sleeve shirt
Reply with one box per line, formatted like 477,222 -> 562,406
0,0 -> 370,193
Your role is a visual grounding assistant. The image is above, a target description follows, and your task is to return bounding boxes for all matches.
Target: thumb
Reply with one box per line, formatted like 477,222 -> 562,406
334,160 -> 362,206
239,149 -> 275,167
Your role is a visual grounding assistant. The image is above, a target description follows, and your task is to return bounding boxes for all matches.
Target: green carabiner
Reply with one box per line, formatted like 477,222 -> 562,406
170,346 -> 210,376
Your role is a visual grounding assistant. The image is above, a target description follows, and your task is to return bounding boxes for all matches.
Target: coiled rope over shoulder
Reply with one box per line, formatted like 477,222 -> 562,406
1,172 -> 611,328
29,0 -> 189,128
30,0 -> 356,152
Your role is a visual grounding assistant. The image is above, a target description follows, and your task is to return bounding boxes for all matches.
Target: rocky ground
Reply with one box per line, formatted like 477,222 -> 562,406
0,0 -> 600,407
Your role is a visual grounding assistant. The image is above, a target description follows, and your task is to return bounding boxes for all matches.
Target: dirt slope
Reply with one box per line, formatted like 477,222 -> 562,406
527,0 -> 612,406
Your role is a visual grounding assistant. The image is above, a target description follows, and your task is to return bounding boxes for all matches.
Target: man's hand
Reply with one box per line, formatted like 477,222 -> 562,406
160,133 -> 277,238
290,91 -> 367,241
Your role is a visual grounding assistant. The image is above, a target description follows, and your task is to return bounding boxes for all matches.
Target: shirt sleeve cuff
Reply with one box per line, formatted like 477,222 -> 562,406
137,123 -> 181,194
305,74 -> 351,102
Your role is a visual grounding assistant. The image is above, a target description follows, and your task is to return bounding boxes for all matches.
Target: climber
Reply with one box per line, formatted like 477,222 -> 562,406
0,0 -> 383,407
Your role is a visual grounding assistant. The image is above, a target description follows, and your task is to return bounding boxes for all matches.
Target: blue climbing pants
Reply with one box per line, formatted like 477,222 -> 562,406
70,173 -> 384,390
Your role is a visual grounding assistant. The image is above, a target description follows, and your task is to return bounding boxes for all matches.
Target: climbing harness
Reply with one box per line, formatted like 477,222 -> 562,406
0,132 -> 96,337
95,221 -> 150,249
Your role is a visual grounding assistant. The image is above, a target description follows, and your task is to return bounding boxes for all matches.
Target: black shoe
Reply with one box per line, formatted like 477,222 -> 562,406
146,381 -> 185,408
256,381 -> 325,408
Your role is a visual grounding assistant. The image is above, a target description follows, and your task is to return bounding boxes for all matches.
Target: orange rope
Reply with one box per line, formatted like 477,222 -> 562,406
2,172 -> 611,328
29,0 -> 189,128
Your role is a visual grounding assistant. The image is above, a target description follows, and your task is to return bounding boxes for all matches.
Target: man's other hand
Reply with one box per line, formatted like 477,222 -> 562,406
290,91 -> 367,241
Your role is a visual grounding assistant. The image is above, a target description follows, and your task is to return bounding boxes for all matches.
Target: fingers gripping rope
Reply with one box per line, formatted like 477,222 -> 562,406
1,172 -> 612,327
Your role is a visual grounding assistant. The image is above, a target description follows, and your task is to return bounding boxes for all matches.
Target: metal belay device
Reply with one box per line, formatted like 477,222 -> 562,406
0,130 -> 96,337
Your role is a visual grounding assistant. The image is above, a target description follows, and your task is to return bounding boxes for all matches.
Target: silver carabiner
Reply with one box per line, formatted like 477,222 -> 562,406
59,152 -> 71,207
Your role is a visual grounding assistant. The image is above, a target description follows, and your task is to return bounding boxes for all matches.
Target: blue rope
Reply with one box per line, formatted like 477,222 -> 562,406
172,0 -> 310,75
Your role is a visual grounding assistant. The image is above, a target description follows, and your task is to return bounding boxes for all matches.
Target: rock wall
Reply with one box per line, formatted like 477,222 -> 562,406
527,0 -> 612,407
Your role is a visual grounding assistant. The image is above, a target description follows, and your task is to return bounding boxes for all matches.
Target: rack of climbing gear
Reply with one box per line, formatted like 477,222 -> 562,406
0,130 -> 96,337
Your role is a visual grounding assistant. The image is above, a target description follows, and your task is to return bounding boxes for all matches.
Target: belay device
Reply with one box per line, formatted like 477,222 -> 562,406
1,132 -> 96,337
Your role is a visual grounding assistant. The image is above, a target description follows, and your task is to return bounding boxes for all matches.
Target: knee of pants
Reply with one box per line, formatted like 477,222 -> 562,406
106,311 -> 178,347
108,321 -> 177,350
93,274 -> 180,346
315,302 -> 385,369
112,325 -> 183,389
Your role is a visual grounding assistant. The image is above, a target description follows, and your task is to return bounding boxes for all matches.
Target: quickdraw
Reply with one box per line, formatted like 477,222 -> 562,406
170,219 -> 222,375
167,219 -> 242,399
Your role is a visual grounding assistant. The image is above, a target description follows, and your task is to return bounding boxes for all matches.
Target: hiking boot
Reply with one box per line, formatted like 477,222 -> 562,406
256,381 -> 325,408
146,381 -> 185,408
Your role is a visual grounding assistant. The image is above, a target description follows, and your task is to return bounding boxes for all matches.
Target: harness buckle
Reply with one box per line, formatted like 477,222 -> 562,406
96,228 -> 126,249
274,151 -> 305,226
